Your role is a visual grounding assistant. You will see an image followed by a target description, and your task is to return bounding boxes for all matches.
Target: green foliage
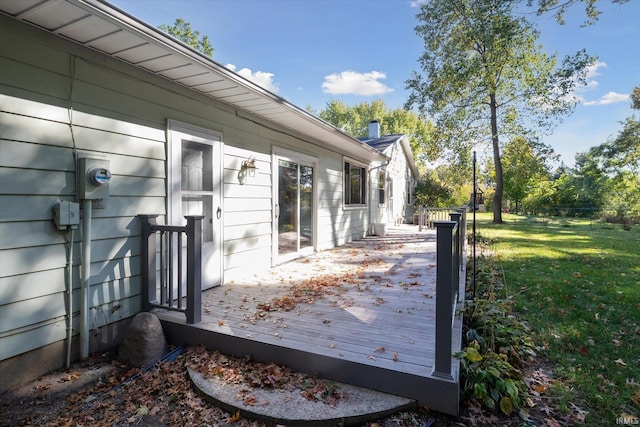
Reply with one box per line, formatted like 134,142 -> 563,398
519,87 -> 640,223
595,86 -> 640,175
606,172 -> 640,224
158,18 -> 214,57
457,253 -> 536,416
414,172 -> 451,207
529,0 -> 631,26
456,340 -> 527,415
316,99 -> 438,170
501,136 -> 555,213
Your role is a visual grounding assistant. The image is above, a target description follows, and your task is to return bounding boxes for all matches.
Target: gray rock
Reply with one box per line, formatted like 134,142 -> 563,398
118,313 -> 167,367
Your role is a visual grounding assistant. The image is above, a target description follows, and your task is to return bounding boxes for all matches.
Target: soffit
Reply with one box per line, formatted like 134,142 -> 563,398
0,0 -> 386,162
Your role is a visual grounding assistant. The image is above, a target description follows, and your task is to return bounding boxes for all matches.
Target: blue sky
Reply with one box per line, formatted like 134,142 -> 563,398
109,0 -> 639,168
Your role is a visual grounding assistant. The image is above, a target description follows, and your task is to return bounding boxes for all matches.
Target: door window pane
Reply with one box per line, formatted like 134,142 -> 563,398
181,140 -> 213,242
182,141 -> 212,191
278,160 -> 298,256
300,165 -> 313,250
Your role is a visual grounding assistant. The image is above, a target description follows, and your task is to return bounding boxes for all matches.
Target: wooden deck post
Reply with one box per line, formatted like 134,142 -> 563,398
433,220 -> 457,380
139,214 -> 159,312
185,215 -> 204,324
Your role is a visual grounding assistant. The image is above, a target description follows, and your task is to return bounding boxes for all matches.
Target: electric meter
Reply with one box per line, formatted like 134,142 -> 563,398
87,167 -> 112,186
77,156 -> 111,204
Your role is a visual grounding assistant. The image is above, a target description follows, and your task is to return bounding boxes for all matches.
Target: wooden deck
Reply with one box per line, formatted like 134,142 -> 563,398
157,225 -> 464,416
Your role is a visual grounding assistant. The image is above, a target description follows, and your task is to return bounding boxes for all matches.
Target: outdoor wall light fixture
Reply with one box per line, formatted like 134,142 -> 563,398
241,156 -> 258,176
238,156 -> 258,185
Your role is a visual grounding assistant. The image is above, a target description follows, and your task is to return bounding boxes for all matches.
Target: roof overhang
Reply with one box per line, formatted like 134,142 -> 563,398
398,135 -> 420,180
0,0 -> 387,163
366,135 -> 420,180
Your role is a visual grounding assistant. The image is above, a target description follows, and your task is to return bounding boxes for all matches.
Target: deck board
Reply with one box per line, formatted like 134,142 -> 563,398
157,224 -> 464,415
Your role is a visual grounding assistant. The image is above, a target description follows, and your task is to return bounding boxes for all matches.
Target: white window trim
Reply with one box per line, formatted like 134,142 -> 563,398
343,157 -> 368,209
378,171 -> 387,207
271,146 -> 319,265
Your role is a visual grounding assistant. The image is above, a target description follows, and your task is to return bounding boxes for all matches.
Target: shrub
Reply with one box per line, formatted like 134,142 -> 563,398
456,339 -> 527,415
457,253 -> 536,416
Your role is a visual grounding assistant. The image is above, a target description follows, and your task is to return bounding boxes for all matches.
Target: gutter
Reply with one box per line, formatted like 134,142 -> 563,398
77,0 -> 386,162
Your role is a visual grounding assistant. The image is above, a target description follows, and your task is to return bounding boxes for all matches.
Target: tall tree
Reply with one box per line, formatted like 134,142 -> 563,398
414,170 -> 452,207
158,18 -> 214,57
405,0 -> 594,223
594,86 -> 640,174
317,99 -> 439,171
501,136 -> 554,213
574,86 -> 640,219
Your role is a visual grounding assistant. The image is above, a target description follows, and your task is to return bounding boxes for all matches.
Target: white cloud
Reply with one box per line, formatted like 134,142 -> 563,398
322,70 -> 394,96
584,91 -> 630,106
585,61 -> 607,79
577,60 -> 606,91
573,61 -> 630,106
226,64 -> 279,93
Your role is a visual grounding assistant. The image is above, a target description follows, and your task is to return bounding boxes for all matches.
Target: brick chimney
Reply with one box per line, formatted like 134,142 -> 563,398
368,120 -> 380,139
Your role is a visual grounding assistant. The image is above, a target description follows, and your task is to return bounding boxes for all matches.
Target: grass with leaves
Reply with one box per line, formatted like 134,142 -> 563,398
471,212 -> 640,425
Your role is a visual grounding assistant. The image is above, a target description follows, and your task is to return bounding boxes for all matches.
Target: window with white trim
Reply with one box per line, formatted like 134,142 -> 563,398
344,160 -> 367,206
378,171 -> 386,206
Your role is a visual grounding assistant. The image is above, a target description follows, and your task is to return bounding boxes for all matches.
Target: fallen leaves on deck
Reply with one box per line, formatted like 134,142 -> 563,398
251,239 -> 415,316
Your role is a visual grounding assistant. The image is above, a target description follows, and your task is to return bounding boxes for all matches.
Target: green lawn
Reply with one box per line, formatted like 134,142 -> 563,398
471,213 -> 640,424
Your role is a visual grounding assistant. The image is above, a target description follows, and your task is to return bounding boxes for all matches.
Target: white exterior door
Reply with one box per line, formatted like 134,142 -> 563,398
168,121 -> 223,290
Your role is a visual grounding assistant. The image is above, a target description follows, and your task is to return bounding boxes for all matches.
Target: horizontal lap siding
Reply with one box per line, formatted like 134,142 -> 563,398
222,137 -> 272,281
385,145 -> 412,223
0,20 -> 172,360
0,19 -> 269,359
0,15 -> 374,363
317,157 -> 368,249
0,113 -> 163,359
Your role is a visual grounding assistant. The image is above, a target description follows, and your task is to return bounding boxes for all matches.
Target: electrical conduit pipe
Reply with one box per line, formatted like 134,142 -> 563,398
66,228 -> 75,368
80,200 -> 92,359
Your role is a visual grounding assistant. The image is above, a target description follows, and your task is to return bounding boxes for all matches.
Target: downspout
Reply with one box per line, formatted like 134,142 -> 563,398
80,199 -> 92,359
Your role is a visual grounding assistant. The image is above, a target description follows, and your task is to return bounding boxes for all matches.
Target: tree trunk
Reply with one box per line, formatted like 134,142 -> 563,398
490,93 -> 503,224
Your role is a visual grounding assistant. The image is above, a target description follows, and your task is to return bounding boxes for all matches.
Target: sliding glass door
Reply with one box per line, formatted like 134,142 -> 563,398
273,151 -> 316,263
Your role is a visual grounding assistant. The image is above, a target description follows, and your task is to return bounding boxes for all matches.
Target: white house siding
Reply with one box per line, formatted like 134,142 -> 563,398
390,146 -> 411,224
222,141 -> 273,282
0,13 -> 377,384
317,157 -> 370,249
379,142 -> 415,225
